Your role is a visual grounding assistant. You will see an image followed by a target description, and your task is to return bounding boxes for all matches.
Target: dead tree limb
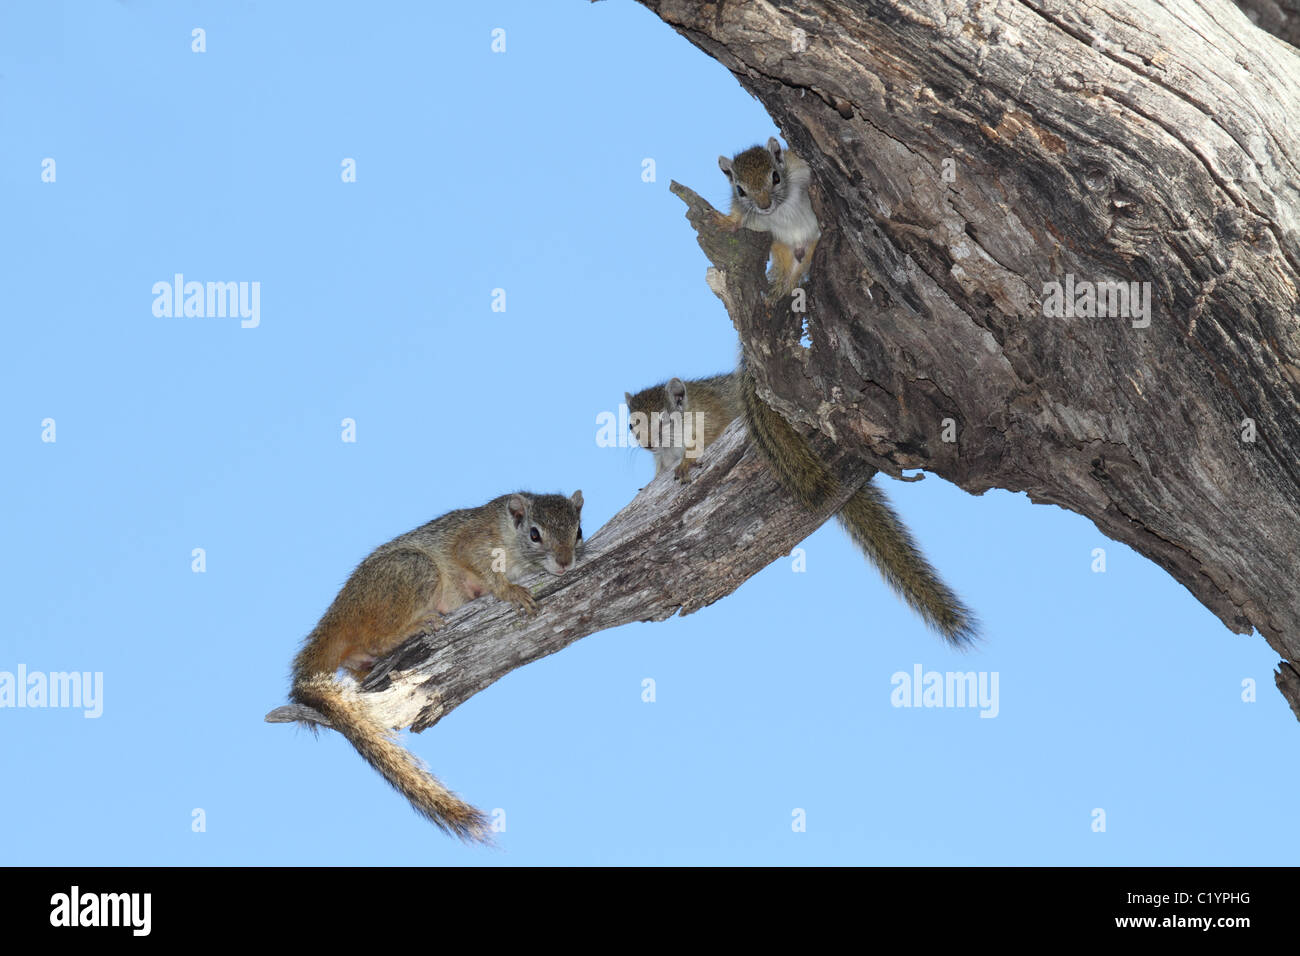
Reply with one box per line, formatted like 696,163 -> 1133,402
640,0 -> 1300,717
266,422 -> 870,733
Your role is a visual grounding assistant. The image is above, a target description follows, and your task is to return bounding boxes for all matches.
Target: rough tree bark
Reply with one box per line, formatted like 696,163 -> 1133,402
639,0 -> 1300,719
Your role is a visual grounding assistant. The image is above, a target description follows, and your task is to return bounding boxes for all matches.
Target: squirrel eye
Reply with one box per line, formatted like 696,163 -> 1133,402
772,171 -> 781,185
736,186 -> 747,198
576,526 -> 583,541
529,527 -> 541,543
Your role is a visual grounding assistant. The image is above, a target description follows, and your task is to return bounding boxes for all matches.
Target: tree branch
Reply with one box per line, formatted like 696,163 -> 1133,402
266,428 -> 870,733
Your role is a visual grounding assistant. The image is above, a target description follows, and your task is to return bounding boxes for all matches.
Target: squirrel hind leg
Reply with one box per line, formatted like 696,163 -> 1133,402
313,549 -> 445,682
791,237 -> 816,289
767,242 -> 797,299
342,649 -> 379,677
766,239 -> 816,302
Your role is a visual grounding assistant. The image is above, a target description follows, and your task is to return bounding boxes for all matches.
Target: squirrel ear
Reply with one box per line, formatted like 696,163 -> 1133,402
766,137 -> 783,165
667,378 -> 687,411
624,392 -> 633,408
717,155 -> 733,179
569,490 -> 583,511
507,494 -> 529,527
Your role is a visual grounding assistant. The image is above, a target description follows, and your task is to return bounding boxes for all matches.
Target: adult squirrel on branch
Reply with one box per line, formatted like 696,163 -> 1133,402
290,491 -> 584,842
626,373 -> 976,645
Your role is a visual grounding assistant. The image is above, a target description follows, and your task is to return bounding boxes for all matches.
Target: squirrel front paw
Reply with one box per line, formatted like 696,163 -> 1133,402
712,210 -> 742,233
673,459 -> 699,483
416,612 -> 447,632
503,583 -> 538,616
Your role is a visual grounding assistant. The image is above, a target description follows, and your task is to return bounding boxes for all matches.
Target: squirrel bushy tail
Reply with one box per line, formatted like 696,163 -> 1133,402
292,672 -> 491,843
739,363 -> 977,646
834,483 -> 978,645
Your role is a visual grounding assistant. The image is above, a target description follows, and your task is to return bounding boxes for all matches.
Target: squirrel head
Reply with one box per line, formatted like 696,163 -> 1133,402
624,378 -> 689,453
718,137 -> 788,214
506,491 -> 584,575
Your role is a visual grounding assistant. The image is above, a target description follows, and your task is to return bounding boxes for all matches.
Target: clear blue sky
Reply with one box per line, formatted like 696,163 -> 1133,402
2,0 -> 1294,866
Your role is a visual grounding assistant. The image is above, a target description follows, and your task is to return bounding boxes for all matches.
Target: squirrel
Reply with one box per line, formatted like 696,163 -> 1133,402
717,136 -> 822,299
714,136 -> 975,642
627,372 -> 977,645
290,490 -> 584,842
625,373 -> 740,483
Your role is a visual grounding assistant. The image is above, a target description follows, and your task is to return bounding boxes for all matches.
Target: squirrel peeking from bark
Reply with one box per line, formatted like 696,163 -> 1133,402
717,137 -> 822,300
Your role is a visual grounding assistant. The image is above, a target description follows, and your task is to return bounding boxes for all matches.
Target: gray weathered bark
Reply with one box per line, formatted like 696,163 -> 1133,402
267,0 -> 1300,739
639,0 -> 1300,716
